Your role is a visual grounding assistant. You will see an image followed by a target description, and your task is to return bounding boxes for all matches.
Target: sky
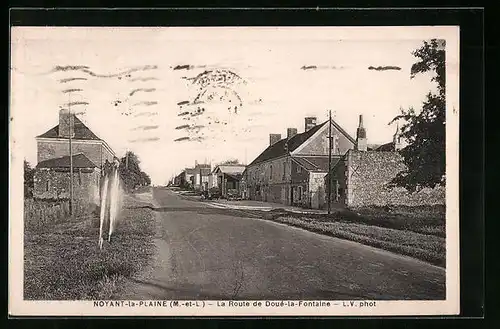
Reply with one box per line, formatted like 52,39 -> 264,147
11,27 -> 447,185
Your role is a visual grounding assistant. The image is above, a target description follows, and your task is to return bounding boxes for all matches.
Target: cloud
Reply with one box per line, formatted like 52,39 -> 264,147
368,66 -> 402,71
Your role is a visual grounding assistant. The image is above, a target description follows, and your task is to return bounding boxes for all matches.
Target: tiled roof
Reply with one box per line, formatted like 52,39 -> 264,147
248,122 -> 327,166
36,116 -> 101,140
214,165 -> 246,175
292,155 -> 343,172
36,153 -> 97,169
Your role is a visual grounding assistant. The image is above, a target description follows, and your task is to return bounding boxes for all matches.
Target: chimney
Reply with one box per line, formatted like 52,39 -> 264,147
355,114 -> 367,151
393,122 -> 402,151
58,109 -> 75,138
269,133 -> 281,146
287,128 -> 298,139
304,117 -> 317,132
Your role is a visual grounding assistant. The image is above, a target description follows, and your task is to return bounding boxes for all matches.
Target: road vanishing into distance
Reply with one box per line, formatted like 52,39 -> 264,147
117,188 -> 445,300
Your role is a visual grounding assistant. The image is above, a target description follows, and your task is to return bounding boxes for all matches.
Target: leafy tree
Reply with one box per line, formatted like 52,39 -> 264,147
24,160 -> 34,198
118,151 -> 151,190
390,39 -> 446,192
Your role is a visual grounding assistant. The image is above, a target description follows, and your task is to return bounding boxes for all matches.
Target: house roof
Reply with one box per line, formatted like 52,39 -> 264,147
213,164 -> 246,175
36,153 -> 97,169
292,155 -> 343,172
248,121 -> 327,166
375,142 -> 396,152
185,168 -> 196,175
36,116 -> 101,140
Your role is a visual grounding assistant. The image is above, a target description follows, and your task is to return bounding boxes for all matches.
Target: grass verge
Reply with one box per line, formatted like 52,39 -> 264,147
256,205 -> 445,267
24,194 -> 156,300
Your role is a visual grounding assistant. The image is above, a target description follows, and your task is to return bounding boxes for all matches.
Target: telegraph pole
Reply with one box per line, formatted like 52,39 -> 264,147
68,93 -> 74,216
327,110 -> 332,215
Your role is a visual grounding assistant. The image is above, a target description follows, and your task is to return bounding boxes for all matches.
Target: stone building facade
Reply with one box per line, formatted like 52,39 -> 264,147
325,122 -> 445,208
36,109 -> 115,171
33,109 -> 117,203
244,116 -> 356,209
33,153 -> 100,204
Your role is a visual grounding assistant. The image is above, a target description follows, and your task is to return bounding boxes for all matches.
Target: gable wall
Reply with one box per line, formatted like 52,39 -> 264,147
294,123 -> 355,156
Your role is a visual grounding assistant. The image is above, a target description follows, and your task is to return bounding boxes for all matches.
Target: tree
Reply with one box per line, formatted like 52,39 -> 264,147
118,151 -> 151,190
390,39 -> 446,192
24,160 -> 34,198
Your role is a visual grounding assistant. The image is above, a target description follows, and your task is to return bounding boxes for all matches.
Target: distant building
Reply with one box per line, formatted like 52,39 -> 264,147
33,109 -> 117,203
245,116 -> 356,209
210,164 -> 246,198
193,163 -> 211,191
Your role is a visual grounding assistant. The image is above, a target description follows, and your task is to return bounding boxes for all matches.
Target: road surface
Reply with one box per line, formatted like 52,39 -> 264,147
117,188 -> 445,300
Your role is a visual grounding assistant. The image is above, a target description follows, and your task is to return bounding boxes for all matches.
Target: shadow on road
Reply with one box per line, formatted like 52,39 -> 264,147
126,205 -> 261,219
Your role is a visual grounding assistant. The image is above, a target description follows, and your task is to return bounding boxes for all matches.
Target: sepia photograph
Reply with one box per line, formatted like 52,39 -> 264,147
9,25 -> 459,316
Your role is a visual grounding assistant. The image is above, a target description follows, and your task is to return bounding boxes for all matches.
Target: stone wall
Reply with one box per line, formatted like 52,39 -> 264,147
346,150 -> 445,207
33,167 -> 101,205
37,140 -> 114,169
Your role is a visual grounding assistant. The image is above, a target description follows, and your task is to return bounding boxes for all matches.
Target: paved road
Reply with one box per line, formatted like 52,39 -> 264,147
118,188 -> 445,300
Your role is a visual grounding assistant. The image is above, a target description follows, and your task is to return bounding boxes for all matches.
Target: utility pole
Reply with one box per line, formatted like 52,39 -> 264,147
327,110 -> 332,215
68,93 -> 74,216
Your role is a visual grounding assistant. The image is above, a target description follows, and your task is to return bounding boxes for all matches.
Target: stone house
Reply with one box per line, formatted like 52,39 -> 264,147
244,116 -> 357,209
210,164 -> 246,198
325,119 -> 445,208
34,153 -> 100,204
33,109 -> 117,203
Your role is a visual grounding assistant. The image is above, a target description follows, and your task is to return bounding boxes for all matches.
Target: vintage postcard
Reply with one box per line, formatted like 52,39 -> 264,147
9,26 -> 459,316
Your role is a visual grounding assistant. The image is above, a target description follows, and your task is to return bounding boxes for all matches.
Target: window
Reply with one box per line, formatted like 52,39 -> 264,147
298,186 -> 303,200
297,165 -> 302,173
46,180 -> 50,192
269,165 -> 273,180
78,169 -> 82,185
